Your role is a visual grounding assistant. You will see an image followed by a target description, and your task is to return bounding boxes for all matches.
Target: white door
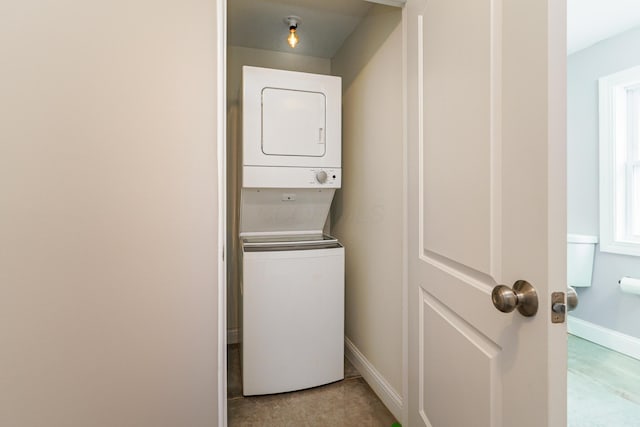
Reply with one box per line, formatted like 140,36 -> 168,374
405,0 -> 567,426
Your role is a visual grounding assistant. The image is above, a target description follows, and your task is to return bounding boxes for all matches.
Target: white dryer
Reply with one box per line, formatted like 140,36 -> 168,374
238,66 -> 344,396
241,66 -> 342,189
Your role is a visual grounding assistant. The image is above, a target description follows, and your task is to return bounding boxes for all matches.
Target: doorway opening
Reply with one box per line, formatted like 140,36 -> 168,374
222,0 -> 406,425
566,1 -> 640,425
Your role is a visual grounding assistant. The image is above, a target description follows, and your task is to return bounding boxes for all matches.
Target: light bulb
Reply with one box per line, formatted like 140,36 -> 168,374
287,26 -> 298,48
284,16 -> 301,48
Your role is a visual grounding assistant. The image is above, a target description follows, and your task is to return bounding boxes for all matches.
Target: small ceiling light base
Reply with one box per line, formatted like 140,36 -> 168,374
284,15 -> 301,28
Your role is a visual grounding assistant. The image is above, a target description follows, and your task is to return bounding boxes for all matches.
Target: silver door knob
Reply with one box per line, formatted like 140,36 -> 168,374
491,280 -> 538,317
567,286 -> 578,311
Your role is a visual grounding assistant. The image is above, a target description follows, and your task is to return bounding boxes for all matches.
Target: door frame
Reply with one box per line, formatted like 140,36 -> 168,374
401,5 -> 409,425
215,2 -> 409,424
547,1 -> 569,422
216,0 -> 227,425
215,1 -> 409,425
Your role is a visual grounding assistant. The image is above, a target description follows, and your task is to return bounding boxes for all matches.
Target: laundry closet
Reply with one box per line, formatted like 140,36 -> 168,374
225,0 -> 404,419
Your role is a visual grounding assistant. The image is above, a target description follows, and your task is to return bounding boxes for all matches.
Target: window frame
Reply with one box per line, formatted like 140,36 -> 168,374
599,65 -> 640,257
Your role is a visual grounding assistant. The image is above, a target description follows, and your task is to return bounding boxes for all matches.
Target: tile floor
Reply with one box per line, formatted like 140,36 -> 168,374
227,345 -> 398,426
568,334 -> 640,427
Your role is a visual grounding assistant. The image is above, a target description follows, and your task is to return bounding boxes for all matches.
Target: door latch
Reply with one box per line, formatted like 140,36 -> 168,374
551,287 -> 578,324
551,292 -> 566,323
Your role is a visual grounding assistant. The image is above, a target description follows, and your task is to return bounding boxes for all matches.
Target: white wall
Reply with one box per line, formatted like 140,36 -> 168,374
0,1 -> 220,426
331,5 -> 403,394
226,46 -> 331,335
568,26 -> 640,339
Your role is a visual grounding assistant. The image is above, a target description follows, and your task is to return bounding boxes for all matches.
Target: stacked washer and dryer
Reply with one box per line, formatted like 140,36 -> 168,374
238,66 -> 344,395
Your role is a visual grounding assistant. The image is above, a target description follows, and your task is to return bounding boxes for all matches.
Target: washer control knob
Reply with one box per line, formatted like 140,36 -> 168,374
316,170 -> 328,184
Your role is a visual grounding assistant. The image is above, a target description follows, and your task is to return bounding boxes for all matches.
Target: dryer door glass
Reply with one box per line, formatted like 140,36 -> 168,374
261,88 -> 326,157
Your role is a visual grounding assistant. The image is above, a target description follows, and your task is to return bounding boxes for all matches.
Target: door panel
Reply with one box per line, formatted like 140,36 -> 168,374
422,0 -> 494,276
420,289 -> 500,427
405,0 -> 567,426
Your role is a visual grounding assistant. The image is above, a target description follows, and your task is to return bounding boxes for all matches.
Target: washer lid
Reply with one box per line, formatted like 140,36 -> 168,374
242,234 -> 341,252
243,234 -> 334,245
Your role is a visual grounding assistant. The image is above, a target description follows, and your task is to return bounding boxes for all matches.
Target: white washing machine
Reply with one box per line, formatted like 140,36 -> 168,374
241,235 -> 344,395
238,66 -> 344,395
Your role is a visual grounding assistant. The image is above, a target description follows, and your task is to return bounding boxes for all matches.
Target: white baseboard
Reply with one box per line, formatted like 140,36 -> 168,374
227,328 -> 240,345
344,337 -> 403,422
568,316 -> 640,361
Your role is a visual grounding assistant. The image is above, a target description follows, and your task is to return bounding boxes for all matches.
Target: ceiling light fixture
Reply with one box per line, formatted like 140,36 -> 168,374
285,16 -> 301,48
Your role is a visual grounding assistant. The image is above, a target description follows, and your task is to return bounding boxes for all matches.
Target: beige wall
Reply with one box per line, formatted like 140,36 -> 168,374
226,46 -> 331,334
331,5 -> 403,394
0,1 -> 220,426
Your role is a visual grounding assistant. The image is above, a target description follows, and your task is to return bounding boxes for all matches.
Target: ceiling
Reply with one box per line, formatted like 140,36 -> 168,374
227,0 -> 374,58
230,0 -> 640,58
568,0 -> 640,54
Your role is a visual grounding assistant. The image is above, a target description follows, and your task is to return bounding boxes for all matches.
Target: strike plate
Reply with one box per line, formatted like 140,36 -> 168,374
551,291 -> 565,323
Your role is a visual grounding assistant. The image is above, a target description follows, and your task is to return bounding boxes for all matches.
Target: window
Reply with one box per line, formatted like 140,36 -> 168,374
599,65 -> 640,256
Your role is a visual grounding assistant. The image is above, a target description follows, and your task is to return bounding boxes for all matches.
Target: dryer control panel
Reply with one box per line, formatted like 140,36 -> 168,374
244,166 -> 341,189
313,169 -> 339,185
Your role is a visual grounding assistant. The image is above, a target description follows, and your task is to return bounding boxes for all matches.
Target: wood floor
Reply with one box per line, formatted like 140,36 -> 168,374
227,344 -> 398,427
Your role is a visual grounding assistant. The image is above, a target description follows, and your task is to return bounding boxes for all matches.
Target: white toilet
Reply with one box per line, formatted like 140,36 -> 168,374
567,234 -> 598,287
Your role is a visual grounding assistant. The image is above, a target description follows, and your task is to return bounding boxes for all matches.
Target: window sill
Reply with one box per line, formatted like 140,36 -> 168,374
600,240 -> 640,257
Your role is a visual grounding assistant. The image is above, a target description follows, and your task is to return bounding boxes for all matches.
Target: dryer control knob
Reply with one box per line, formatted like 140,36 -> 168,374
316,171 -> 328,184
